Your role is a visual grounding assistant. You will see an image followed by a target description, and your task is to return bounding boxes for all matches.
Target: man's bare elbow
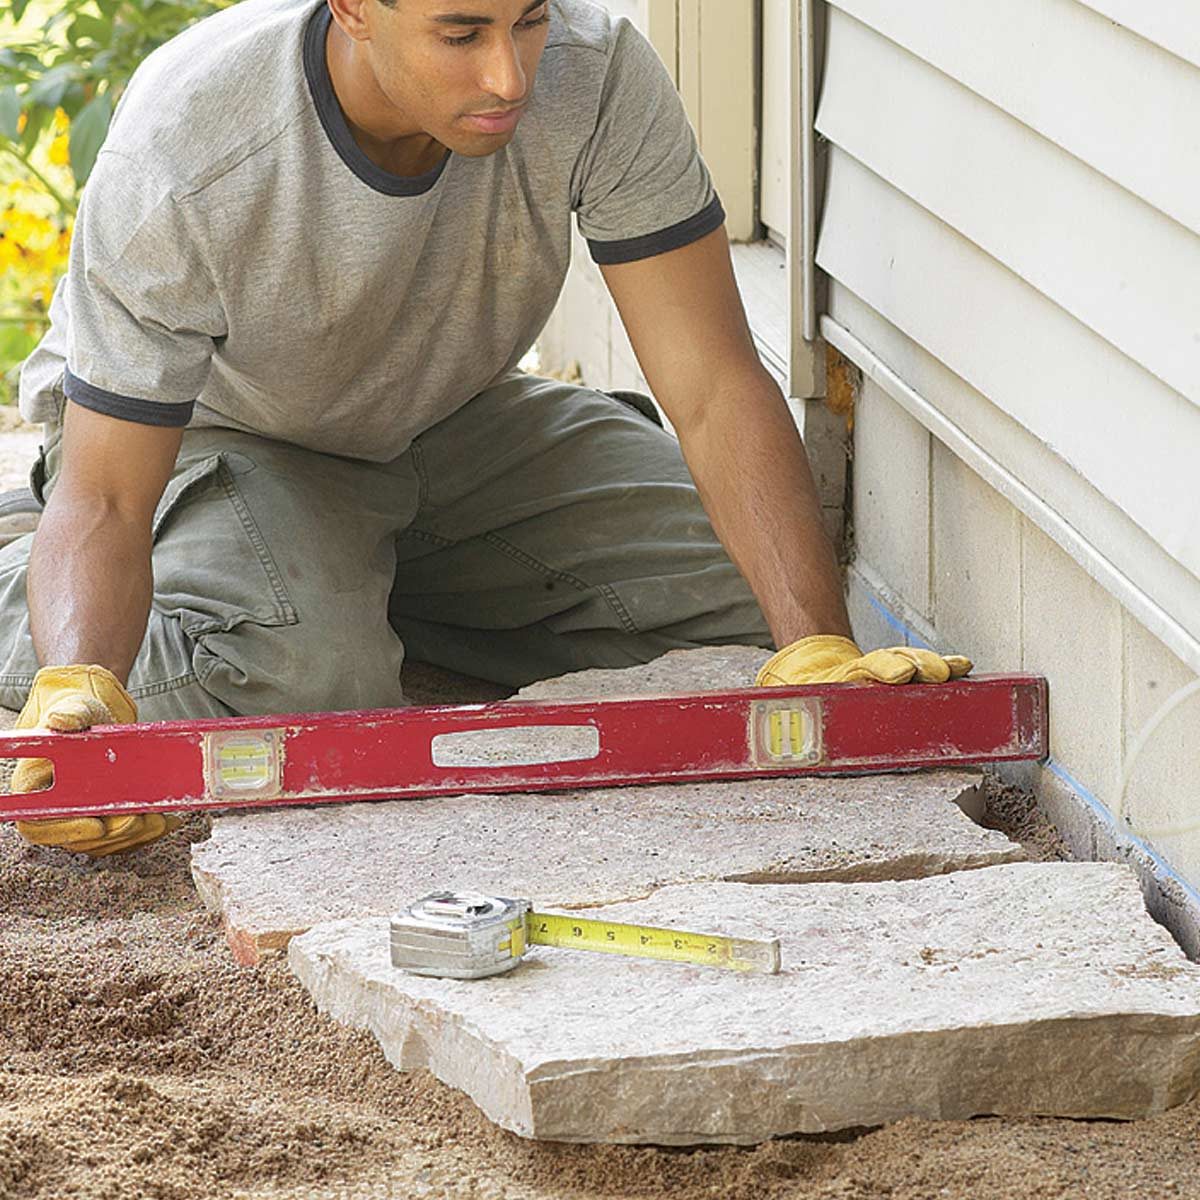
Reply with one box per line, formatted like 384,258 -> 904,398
663,360 -> 786,440
49,400 -> 185,531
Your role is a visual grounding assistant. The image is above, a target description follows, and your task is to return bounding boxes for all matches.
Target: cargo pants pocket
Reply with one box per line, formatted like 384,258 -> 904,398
601,388 -> 665,429
150,452 -> 298,638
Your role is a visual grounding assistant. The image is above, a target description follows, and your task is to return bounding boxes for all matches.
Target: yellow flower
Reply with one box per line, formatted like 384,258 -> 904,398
0,176 -> 71,318
49,133 -> 70,167
3,209 -> 56,252
46,228 -> 72,272
4,179 -> 54,211
6,181 -> 34,201
53,107 -> 69,134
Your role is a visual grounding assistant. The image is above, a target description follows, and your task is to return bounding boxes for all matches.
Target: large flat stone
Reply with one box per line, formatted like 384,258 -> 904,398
192,766 -> 1014,963
514,645 -> 770,699
288,862 -> 1200,1144
191,649 -> 1019,962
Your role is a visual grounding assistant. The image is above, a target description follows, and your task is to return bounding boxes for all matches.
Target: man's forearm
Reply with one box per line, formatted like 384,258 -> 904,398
27,491 -> 154,683
676,367 -> 852,648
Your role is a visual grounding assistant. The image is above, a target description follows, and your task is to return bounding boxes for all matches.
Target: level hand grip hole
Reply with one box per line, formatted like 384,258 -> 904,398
1,755 -> 54,796
430,724 -> 600,769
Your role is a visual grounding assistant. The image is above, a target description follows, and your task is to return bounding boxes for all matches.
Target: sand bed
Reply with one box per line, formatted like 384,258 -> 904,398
2,687 -> 1198,1198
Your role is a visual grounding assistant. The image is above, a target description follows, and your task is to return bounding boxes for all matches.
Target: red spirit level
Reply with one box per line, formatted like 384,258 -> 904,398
0,676 -> 1047,823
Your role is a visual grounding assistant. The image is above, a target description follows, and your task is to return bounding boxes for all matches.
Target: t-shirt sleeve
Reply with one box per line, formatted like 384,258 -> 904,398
62,150 -> 225,427
572,17 -> 725,265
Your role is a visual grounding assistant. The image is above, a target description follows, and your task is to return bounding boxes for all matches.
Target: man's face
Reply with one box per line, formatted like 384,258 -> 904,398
360,0 -> 552,156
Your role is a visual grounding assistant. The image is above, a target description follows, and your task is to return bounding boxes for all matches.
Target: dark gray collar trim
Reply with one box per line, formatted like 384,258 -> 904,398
303,5 -> 450,197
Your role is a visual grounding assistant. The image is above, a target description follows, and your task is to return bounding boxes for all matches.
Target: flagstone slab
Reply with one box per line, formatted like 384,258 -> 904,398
513,645 -> 771,700
288,861 -> 1200,1144
191,769 -> 1010,964
191,648 -> 1017,963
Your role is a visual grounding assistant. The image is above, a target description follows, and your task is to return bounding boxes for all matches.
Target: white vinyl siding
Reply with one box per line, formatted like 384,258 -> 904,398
1073,1 -> 1200,70
815,0 -> 1200,666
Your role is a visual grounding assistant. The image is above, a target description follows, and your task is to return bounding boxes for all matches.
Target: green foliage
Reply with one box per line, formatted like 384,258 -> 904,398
0,322 -> 39,406
0,0 -> 236,197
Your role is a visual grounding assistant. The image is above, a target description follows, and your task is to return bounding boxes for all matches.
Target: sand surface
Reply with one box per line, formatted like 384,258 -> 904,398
2,667 -> 1198,1199
1,432 -> 1198,1197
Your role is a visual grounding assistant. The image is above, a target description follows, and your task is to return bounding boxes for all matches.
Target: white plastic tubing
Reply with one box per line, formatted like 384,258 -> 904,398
789,0 -> 818,360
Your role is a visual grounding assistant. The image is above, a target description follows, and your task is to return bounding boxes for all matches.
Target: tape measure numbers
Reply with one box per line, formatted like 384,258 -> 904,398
527,911 -> 778,972
390,890 -> 781,980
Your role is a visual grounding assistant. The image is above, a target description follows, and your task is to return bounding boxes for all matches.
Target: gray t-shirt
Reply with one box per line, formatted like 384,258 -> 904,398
18,0 -> 722,462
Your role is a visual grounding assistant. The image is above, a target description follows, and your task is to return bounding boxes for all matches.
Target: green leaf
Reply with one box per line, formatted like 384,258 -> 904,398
18,101 -> 47,154
1,48 -> 44,72
9,0 -> 33,23
0,47 -> 37,74
68,91 -> 112,188
68,13 -> 114,46
60,89 -> 85,121
27,64 -> 78,109
0,324 -> 40,368
43,8 -> 76,40
0,86 -> 18,142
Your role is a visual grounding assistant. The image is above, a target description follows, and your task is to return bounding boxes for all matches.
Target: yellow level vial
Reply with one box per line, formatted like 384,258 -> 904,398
522,911 -> 780,974
204,730 -> 283,799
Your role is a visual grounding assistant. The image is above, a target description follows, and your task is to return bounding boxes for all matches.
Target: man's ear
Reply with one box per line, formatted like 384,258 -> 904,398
327,0 -> 374,43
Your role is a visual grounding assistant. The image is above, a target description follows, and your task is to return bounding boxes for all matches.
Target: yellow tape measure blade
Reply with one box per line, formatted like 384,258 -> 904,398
526,912 -> 780,974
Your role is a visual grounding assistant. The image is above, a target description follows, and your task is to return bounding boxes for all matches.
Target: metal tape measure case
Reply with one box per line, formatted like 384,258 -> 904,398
390,891 -> 531,979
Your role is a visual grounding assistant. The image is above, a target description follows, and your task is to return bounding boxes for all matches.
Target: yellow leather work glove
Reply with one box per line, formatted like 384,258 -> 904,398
756,634 -> 973,687
10,665 -> 181,857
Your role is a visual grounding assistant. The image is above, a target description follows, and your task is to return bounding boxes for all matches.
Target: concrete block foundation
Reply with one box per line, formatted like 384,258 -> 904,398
849,381 -> 1200,949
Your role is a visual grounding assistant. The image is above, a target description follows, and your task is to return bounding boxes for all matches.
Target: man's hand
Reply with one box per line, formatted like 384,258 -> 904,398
14,402 -> 184,854
11,664 -> 180,856
755,634 -> 973,687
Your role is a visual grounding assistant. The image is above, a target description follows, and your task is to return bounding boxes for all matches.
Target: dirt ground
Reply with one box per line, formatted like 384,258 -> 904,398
2,663 -> 1199,1200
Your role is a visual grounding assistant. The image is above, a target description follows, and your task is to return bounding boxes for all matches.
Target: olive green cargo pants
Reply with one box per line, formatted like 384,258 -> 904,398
0,372 -> 771,720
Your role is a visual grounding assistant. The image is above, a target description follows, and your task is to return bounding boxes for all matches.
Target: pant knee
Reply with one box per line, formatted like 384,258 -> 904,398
191,621 -> 407,716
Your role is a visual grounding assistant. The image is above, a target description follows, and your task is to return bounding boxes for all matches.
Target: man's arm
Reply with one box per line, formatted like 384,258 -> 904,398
599,226 -> 851,648
29,401 -> 183,681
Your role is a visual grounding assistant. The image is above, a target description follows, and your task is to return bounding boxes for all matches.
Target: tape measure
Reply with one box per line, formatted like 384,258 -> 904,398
389,890 -> 781,980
